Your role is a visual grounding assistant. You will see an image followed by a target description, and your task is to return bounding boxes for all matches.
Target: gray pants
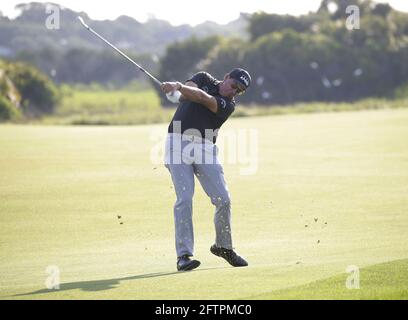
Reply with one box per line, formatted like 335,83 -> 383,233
164,133 -> 233,258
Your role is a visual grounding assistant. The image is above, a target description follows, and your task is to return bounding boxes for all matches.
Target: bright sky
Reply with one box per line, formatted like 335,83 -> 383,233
1,0 -> 408,25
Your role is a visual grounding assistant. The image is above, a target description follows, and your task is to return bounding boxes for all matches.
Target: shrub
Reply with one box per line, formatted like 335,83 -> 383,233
394,82 -> 408,99
5,61 -> 60,115
0,95 -> 21,121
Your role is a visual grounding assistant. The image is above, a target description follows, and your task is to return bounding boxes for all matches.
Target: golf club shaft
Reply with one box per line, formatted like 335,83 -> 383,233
78,17 -> 162,86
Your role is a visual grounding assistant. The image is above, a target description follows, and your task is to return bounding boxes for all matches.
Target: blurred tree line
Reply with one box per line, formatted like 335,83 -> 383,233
16,47 -> 159,86
156,0 -> 408,105
0,2 -> 247,86
2,0 -> 408,111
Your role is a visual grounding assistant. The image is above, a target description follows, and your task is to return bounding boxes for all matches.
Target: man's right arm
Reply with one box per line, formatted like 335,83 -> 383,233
177,81 -> 218,113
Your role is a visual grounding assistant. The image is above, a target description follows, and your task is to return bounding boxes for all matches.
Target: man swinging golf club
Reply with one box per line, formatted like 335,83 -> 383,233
161,68 -> 251,271
76,17 -> 250,272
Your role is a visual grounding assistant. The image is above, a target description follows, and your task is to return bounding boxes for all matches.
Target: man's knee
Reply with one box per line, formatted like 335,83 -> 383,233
176,192 -> 194,208
211,193 -> 231,208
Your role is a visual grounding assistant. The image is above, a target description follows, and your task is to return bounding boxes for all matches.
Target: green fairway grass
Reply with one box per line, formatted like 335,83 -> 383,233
249,259 -> 408,299
1,108 -> 408,299
27,87 -> 408,126
40,88 -> 174,125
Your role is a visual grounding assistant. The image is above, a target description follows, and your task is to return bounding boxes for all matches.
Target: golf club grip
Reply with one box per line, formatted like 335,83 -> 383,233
84,23 -> 162,86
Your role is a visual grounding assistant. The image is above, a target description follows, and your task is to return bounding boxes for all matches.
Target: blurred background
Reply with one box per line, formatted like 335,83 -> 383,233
1,0 -> 408,124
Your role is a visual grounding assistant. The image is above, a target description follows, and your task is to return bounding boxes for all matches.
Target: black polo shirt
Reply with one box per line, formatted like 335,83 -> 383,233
167,71 -> 235,143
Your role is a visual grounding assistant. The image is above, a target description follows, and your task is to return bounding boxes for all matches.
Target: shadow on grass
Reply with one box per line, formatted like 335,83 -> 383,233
13,267 -> 227,297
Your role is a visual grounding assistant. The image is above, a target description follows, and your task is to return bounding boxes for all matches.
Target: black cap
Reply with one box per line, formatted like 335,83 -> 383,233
229,68 -> 252,90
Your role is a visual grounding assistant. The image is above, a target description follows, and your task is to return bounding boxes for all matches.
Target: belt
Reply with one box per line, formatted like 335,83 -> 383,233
169,133 -> 214,144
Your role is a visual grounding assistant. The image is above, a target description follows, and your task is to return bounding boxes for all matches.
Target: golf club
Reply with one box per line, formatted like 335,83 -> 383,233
77,16 -> 181,103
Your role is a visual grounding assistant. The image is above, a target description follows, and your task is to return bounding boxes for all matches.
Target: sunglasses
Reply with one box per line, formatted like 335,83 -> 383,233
231,80 -> 246,95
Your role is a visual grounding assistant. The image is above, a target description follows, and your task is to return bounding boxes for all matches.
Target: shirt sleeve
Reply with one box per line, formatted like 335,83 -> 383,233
187,71 -> 213,88
215,96 -> 235,121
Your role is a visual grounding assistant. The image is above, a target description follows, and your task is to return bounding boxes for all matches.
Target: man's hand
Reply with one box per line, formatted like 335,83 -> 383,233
161,82 -> 182,104
161,82 -> 182,94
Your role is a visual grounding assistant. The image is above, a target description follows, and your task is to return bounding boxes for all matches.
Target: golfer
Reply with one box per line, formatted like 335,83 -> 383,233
161,68 -> 251,271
